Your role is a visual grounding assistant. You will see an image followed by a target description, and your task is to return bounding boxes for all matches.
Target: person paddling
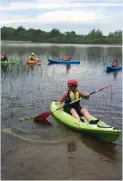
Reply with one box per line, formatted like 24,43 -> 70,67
112,58 -> 119,67
65,53 -> 71,61
1,52 -> 8,62
29,52 -> 35,61
58,80 -> 99,124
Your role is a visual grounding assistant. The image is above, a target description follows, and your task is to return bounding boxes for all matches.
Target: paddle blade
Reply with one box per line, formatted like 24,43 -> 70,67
34,118 -> 52,125
33,112 -> 52,125
33,112 -> 51,121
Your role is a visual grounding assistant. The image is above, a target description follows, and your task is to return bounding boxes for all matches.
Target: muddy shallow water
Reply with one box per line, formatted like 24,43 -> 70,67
1,43 -> 122,180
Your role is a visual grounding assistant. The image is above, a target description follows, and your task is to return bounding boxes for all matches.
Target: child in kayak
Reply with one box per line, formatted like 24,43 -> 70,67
65,53 -> 71,61
112,59 -> 119,67
58,80 -> 99,124
1,52 -> 8,62
29,52 -> 36,61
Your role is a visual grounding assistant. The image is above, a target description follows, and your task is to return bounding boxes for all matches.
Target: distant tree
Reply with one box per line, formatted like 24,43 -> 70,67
16,26 -> 25,32
50,28 -> 61,37
87,29 -> 103,39
108,30 -> 122,38
1,26 -> 16,40
1,26 -> 122,44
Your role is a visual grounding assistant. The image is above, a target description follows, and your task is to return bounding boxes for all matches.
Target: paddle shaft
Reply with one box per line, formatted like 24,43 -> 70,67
89,85 -> 111,95
51,97 -> 82,113
33,84 -> 112,121
53,84 -> 112,113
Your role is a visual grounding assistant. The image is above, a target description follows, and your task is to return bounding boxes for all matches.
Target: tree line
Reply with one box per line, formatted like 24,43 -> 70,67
1,26 -> 122,44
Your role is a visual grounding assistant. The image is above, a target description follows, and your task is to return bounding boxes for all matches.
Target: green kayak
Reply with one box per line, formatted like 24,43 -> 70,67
1,61 -> 16,65
50,101 -> 121,143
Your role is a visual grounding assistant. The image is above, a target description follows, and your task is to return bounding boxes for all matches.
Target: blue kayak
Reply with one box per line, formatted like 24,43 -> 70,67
106,65 -> 122,72
48,59 -> 80,64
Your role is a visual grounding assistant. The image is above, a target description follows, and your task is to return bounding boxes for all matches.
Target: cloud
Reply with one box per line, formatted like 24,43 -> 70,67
0,0 -> 122,11
0,9 -> 107,25
1,13 -> 30,24
0,0 -> 122,35
37,10 -> 106,23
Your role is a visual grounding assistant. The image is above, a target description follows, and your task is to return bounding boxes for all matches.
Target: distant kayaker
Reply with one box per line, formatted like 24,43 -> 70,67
58,80 -> 99,124
65,53 -> 71,61
112,58 -> 119,67
29,52 -> 35,61
1,52 -> 8,62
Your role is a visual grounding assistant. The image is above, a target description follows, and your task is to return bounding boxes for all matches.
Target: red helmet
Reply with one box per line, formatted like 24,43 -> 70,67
2,52 -> 7,56
67,80 -> 78,86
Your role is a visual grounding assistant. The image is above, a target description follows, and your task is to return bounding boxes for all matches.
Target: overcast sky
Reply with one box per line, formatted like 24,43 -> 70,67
1,0 -> 122,35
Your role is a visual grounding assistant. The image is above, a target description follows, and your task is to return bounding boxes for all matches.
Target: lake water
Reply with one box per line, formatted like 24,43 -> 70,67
1,43 -> 122,180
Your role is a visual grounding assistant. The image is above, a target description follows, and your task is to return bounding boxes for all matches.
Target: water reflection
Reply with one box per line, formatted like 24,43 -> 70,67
67,141 -> 76,152
48,63 -> 71,74
27,64 -> 35,70
80,135 -> 121,161
1,64 -> 8,73
60,121 -> 121,162
106,70 -> 119,81
113,71 -> 119,81
66,64 -> 71,73
67,140 -> 77,177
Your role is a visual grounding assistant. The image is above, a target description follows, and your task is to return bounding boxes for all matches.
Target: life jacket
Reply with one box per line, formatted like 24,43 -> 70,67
115,60 -> 119,66
65,90 -> 80,105
66,55 -> 71,60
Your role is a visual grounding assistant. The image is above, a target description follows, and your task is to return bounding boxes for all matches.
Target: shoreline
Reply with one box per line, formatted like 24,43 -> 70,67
1,40 -> 122,46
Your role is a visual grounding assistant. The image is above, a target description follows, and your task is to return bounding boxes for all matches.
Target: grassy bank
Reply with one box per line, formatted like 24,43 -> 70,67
2,40 -> 32,43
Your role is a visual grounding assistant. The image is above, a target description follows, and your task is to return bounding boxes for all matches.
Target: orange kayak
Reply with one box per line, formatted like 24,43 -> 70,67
26,58 -> 40,64
26,60 -> 37,64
